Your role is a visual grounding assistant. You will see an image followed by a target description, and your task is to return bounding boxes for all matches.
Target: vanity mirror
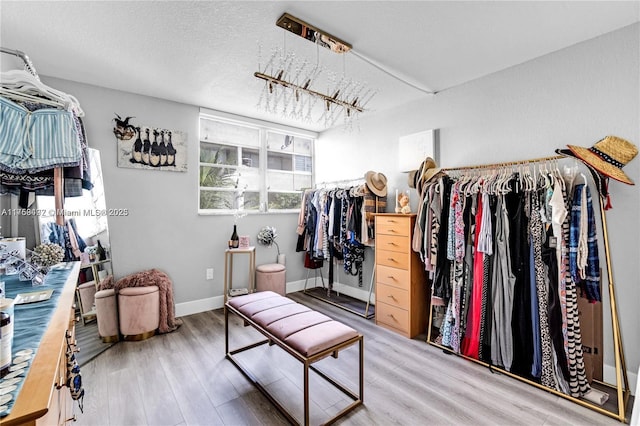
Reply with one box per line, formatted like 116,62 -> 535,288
35,148 -> 113,321
36,149 -> 110,250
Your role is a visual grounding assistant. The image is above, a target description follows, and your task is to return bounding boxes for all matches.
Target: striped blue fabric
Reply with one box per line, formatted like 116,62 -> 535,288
0,96 -> 28,163
0,96 -> 81,173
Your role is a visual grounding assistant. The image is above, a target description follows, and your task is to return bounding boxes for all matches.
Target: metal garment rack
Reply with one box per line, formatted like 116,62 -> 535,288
1,47 -> 65,226
0,47 -> 40,80
303,181 -> 376,319
425,154 -> 630,422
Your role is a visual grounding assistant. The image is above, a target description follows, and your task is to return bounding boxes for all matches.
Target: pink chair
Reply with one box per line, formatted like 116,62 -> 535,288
117,286 -> 160,341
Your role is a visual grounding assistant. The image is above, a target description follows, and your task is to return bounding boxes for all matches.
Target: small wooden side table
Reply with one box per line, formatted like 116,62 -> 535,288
223,246 -> 256,302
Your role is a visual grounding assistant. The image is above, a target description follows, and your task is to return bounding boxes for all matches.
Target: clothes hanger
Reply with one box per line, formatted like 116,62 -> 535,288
526,165 -> 534,191
498,166 -> 511,195
1,69 -> 84,116
552,159 -> 564,191
0,87 -> 63,108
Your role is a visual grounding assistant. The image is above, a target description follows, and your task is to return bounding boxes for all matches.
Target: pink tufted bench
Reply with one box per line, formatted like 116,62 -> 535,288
225,291 -> 363,426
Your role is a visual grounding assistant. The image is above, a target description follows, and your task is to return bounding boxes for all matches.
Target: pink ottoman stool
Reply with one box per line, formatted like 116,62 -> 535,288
118,286 -> 160,341
95,288 -> 119,343
256,263 -> 286,296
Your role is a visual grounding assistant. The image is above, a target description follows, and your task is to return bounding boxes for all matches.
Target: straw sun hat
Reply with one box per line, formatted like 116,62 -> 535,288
364,171 -> 388,197
408,157 -> 441,192
560,136 -> 637,185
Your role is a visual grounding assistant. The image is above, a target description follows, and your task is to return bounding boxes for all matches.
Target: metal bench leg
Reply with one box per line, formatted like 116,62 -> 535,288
304,360 -> 310,426
224,306 -> 229,354
304,268 -> 311,291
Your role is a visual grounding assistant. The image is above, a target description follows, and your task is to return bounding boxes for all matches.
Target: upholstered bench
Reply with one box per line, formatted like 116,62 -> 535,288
225,291 -> 363,426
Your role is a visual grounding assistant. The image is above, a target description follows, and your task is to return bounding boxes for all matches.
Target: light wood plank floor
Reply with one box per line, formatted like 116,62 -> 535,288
75,292 -> 625,426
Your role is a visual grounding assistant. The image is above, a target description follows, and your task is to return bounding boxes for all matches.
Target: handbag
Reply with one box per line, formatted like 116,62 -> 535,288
304,252 -> 324,269
343,236 -> 365,286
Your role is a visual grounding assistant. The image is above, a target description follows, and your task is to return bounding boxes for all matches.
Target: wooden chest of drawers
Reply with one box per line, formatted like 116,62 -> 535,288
374,214 -> 428,338
3,262 -> 80,426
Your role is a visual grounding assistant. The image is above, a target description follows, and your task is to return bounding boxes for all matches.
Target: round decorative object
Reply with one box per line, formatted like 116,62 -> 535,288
257,226 -> 280,256
31,243 -> 64,269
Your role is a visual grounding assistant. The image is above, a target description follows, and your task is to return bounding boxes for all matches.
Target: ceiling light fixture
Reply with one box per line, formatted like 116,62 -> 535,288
254,13 -> 375,129
275,13 -> 351,54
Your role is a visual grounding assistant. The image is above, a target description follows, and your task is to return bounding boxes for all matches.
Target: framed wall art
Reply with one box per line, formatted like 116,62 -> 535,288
113,114 -> 188,172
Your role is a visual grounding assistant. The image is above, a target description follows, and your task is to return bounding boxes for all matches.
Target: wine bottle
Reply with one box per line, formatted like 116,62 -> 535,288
230,225 -> 239,249
159,130 -> 168,166
132,127 -> 142,163
96,240 -> 107,261
142,128 -> 151,165
166,131 -> 176,166
150,129 -> 161,167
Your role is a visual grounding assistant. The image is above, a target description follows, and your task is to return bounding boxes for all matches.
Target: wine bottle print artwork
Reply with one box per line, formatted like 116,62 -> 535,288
114,114 -> 188,172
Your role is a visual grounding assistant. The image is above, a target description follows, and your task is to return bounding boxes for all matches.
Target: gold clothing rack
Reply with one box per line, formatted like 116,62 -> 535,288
426,153 -> 630,422
302,182 -> 376,319
442,154 -> 565,171
0,47 -> 39,79
314,177 -> 365,188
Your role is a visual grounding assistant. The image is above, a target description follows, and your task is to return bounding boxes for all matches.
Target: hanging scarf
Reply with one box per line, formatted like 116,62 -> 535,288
569,184 -> 601,302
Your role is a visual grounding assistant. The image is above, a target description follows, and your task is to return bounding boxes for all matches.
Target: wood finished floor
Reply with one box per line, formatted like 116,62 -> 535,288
75,292 -> 624,426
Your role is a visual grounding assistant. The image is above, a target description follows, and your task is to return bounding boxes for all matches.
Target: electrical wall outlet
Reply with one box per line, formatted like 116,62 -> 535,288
206,268 -> 214,280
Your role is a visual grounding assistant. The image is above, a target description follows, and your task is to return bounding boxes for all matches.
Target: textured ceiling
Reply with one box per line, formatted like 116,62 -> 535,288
1,1 -> 638,132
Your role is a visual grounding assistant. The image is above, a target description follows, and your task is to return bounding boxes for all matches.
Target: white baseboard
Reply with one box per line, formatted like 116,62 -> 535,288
286,279 -> 306,293
176,279 -> 375,318
175,295 -> 224,317
603,364 -> 638,397
330,281 -> 375,303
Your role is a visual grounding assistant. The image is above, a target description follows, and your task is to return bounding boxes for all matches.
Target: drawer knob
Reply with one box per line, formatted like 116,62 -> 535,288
389,242 -> 397,246
387,258 -> 397,262
387,294 -> 397,301
387,313 -> 396,321
387,275 -> 397,280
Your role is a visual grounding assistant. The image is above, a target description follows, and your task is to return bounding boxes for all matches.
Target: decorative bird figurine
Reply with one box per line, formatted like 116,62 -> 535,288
113,113 -> 136,140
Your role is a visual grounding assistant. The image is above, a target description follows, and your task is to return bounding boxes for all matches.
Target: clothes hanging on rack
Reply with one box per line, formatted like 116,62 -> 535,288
0,55 -> 91,206
296,183 -> 387,289
40,218 -> 87,262
421,161 -> 598,398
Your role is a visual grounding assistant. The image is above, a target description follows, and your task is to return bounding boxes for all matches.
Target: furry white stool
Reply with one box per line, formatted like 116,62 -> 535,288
255,263 -> 286,296
118,286 -> 160,341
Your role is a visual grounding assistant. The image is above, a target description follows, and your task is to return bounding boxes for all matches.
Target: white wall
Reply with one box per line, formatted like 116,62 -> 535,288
33,77 -> 310,311
318,24 -> 640,389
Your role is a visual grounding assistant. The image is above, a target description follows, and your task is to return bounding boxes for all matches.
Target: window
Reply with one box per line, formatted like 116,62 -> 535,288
199,113 -> 314,213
